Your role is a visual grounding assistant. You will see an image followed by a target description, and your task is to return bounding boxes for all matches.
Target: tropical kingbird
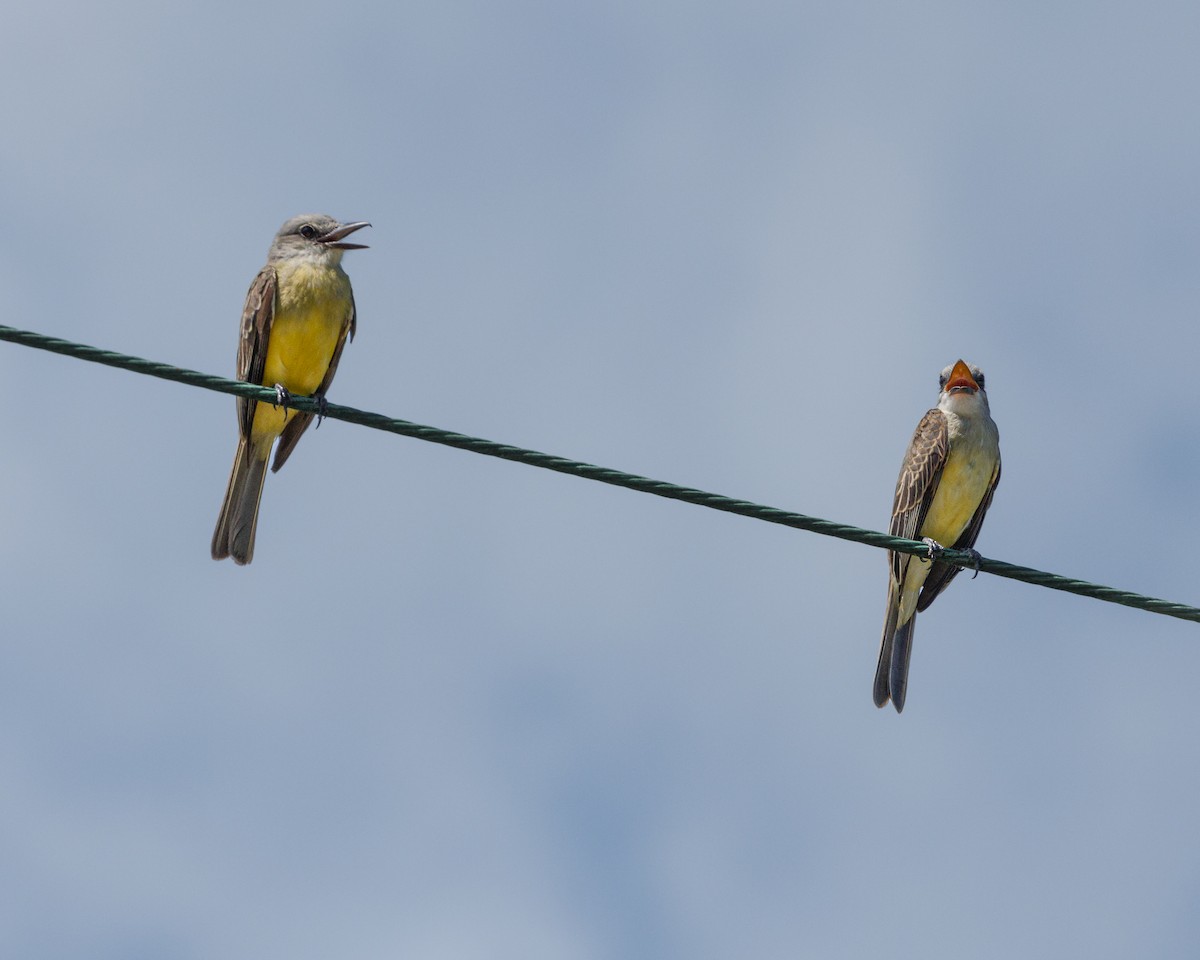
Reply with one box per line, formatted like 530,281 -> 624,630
874,359 -> 1001,712
211,214 -> 370,565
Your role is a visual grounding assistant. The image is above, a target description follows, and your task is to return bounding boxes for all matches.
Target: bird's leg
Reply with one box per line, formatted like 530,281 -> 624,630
921,537 -> 944,562
314,393 -> 329,428
272,383 -> 292,409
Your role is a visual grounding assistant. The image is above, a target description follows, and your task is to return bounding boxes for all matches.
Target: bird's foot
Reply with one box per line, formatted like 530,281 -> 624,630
314,394 -> 328,428
921,537 -> 945,561
272,384 -> 292,410
964,548 -> 983,579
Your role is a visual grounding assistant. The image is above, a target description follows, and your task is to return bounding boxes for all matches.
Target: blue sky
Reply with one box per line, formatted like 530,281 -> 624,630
2,2 -> 1199,958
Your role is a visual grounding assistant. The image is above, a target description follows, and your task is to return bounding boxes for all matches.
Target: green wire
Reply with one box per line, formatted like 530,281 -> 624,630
2,322 -> 1196,624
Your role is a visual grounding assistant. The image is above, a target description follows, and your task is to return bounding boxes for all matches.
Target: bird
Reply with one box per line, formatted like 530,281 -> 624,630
874,359 -> 1001,712
211,214 -> 370,565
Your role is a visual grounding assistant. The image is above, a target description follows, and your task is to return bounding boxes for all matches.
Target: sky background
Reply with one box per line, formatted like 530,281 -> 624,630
2,2 -> 1199,957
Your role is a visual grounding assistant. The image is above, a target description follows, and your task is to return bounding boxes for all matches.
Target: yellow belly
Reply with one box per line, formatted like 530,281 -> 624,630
251,262 -> 351,440
897,445 -> 996,622
919,447 -> 993,546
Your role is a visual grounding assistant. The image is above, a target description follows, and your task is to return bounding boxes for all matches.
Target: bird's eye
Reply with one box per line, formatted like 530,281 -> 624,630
975,372 -> 985,388
299,224 -> 319,240
938,375 -> 948,388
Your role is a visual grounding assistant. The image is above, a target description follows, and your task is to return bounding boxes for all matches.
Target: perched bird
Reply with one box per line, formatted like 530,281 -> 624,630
874,359 -> 1001,712
211,214 -> 370,565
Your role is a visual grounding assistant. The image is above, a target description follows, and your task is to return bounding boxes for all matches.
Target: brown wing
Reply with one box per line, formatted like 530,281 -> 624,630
271,288 -> 357,473
236,267 -> 278,440
916,455 -> 1001,612
888,409 -> 949,583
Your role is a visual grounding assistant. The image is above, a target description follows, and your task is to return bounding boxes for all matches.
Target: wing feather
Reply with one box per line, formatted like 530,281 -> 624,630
236,267 -> 278,440
888,409 -> 949,583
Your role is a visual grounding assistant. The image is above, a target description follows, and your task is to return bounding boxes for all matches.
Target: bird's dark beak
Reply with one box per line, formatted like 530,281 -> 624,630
945,359 -> 979,393
319,221 -> 371,250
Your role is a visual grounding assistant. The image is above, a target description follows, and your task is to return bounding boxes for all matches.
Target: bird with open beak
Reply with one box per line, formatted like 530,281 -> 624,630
211,214 -> 371,565
874,360 -> 1001,712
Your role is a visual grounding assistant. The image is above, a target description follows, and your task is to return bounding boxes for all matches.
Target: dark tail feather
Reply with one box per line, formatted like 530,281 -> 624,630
211,437 -> 270,565
874,593 -> 899,708
888,617 -> 917,713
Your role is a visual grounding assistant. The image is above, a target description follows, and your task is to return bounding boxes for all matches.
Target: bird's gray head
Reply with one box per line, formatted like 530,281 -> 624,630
937,359 -> 990,414
267,214 -> 371,263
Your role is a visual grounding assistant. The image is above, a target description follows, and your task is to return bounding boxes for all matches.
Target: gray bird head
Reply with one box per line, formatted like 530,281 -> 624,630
267,214 -> 371,263
937,359 -> 991,416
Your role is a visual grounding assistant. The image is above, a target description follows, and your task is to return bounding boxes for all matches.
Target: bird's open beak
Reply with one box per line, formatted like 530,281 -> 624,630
319,221 -> 371,249
945,359 -> 979,393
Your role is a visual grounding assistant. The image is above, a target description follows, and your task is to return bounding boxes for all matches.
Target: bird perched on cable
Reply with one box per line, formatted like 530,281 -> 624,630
874,359 -> 1001,712
211,214 -> 370,565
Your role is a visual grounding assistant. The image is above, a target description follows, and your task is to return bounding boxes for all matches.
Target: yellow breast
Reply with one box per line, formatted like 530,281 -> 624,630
262,261 -> 352,395
919,446 -> 994,546
251,261 -> 352,440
